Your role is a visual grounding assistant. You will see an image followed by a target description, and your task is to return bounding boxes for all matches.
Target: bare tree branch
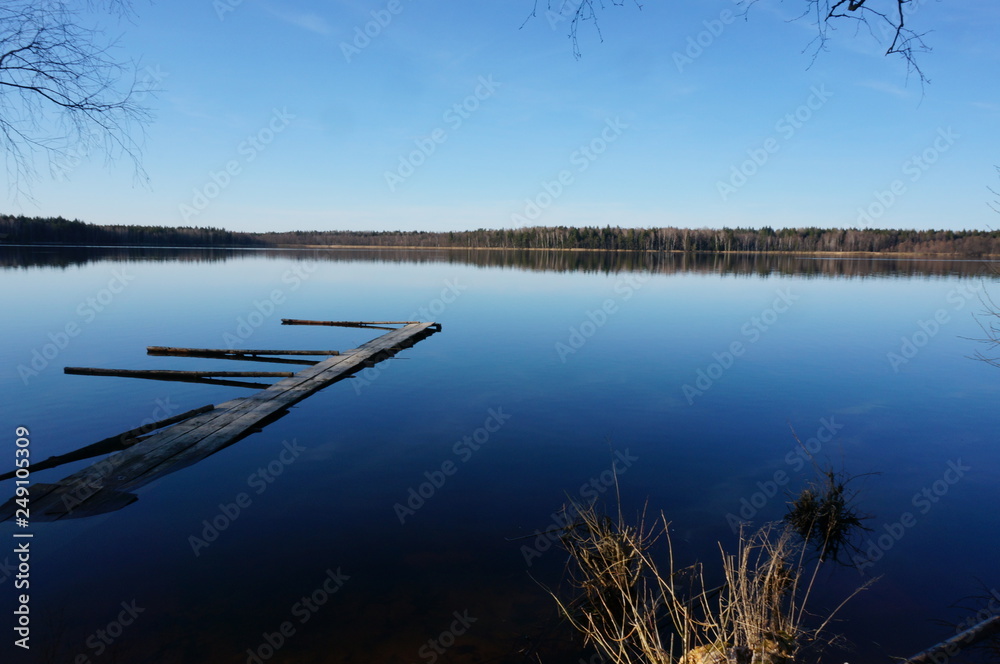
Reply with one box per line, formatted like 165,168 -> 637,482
0,0 -> 153,198
521,0 -> 643,60
811,0 -> 931,84
527,0 -> 930,79
988,166 -> 1000,215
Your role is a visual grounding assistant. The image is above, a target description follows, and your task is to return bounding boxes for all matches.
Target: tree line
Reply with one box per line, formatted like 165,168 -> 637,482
0,215 -> 262,247
3,215 -> 1000,256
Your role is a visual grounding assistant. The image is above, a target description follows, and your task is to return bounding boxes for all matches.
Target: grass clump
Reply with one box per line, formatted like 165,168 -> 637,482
547,471 -> 873,664
783,469 -> 870,564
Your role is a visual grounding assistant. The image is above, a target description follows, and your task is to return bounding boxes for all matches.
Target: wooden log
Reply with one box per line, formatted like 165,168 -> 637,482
281,319 -> 418,330
147,346 -> 339,356
147,350 -> 318,367
902,615 -> 1000,664
65,368 -> 295,378
0,405 -> 214,481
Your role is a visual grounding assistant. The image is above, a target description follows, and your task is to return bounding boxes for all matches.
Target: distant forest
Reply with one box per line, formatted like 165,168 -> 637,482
3,214 -> 1000,255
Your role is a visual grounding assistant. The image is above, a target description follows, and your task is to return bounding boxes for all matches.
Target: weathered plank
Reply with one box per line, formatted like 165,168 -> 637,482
147,346 -> 340,356
282,319 -> 429,331
148,352 -> 319,367
903,615 -> 1000,664
0,404 -> 214,481
2,322 -> 440,521
65,368 -> 296,378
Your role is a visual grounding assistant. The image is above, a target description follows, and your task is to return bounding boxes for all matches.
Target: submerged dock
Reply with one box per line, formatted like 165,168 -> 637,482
1,320 -> 440,521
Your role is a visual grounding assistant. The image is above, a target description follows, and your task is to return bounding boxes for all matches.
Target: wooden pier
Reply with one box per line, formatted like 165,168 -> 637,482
0,320 -> 440,521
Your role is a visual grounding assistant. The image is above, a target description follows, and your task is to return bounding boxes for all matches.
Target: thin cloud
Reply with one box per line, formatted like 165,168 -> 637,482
857,79 -> 911,98
265,5 -> 333,36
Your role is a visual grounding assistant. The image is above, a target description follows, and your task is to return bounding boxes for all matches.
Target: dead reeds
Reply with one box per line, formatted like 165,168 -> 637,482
547,475 -> 873,664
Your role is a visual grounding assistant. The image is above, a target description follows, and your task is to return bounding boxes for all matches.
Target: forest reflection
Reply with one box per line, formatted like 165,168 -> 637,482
1,245 -> 994,279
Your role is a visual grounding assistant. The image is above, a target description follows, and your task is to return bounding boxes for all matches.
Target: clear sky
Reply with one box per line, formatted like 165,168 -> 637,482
7,0 -> 1000,233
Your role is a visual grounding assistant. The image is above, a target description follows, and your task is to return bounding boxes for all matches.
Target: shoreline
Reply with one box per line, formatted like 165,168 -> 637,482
3,242 -> 999,259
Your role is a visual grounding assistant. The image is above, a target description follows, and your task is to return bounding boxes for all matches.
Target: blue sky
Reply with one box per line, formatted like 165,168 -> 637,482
8,0 -> 1000,232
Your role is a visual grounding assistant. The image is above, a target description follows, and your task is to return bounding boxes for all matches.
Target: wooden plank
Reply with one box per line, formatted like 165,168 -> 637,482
282,319 -> 420,326
104,323 -> 436,487
147,346 -> 340,356
0,405 -> 214,481
32,323 -> 437,516
22,401 -> 256,519
147,348 -> 320,366
7,322 -> 440,520
281,319 -> 426,331
2,397 -> 250,519
157,354 -> 317,367
133,322 -> 438,478
27,397 -> 250,493
65,368 -> 295,378
902,615 -> 1000,664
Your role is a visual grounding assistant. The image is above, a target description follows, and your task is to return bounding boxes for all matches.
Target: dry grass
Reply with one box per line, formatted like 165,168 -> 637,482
548,500 -> 873,664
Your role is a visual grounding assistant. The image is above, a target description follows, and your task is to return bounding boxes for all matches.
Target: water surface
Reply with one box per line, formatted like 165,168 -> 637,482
1,247 -> 998,663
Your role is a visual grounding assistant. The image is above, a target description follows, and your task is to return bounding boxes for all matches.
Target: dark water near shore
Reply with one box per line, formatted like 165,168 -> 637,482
1,246 -> 998,663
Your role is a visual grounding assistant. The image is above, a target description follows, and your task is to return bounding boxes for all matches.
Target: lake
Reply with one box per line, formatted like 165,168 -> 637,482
1,246 -> 998,663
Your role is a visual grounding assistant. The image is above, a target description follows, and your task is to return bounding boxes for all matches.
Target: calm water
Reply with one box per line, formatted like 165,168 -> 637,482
1,247 -> 998,663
